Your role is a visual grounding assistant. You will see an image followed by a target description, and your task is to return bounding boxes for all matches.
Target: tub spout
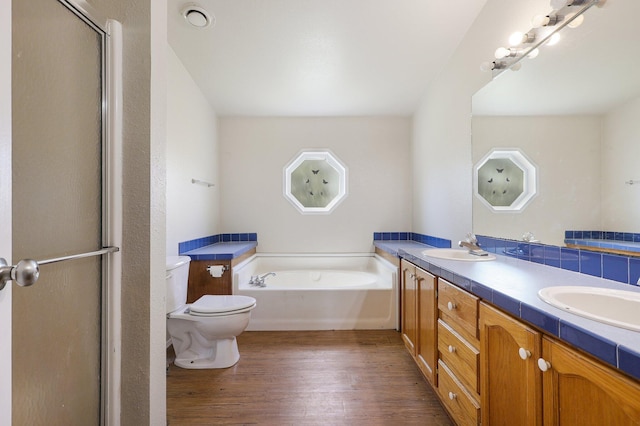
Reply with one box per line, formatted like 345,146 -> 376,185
249,272 -> 276,287
260,272 -> 276,280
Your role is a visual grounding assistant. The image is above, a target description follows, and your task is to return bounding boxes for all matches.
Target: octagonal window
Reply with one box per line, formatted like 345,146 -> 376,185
474,149 -> 537,212
283,150 -> 348,214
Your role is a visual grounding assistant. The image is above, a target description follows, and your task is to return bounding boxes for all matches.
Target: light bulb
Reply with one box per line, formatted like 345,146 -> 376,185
527,48 -> 540,59
510,62 -> 522,72
546,33 -> 561,46
509,32 -> 524,46
567,14 -> 585,28
494,47 -> 511,59
480,62 -> 494,72
532,14 -> 550,28
509,32 -> 534,46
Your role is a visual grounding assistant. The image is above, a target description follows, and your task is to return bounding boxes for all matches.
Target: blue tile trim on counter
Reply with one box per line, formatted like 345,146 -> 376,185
520,304 -> 559,336
565,229 -> 640,254
178,233 -> 257,254
476,235 -> 640,287
178,233 -> 258,260
559,322 -> 618,367
619,346 -> 640,380
373,232 -> 451,248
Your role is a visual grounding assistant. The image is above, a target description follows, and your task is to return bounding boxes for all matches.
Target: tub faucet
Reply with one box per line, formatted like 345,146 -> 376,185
458,233 -> 489,256
249,272 -> 276,287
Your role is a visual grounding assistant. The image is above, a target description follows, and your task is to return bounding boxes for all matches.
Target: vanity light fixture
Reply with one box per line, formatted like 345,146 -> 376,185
509,31 -> 536,46
182,4 -> 214,29
481,0 -> 603,77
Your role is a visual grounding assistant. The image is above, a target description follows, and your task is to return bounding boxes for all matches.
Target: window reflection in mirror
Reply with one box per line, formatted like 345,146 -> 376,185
474,149 -> 536,211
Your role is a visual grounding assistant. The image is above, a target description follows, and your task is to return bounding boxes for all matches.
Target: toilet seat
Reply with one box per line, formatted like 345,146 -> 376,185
188,295 -> 256,317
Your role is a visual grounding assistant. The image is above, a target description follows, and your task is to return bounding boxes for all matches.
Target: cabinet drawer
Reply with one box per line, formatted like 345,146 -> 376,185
438,278 -> 479,340
438,360 -> 480,426
438,319 -> 479,395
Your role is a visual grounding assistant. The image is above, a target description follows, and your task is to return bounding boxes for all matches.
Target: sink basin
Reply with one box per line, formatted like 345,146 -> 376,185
421,248 -> 496,262
538,286 -> 640,332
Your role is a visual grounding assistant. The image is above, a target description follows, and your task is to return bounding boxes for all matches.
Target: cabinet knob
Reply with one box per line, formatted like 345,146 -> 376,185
447,301 -> 457,311
537,358 -> 551,372
518,347 -> 531,360
448,391 -> 457,400
448,345 -> 456,353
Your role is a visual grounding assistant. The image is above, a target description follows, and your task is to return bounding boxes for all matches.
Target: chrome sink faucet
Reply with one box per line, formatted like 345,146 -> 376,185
249,272 -> 276,287
458,233 -> 489,256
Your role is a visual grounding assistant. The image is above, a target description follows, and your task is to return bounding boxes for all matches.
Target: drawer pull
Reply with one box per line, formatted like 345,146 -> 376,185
518,348 -> 531,360
448,345 -> 456,353
538,358 -> 551,372
448,391 -> 457,400
447,301 -> 457,311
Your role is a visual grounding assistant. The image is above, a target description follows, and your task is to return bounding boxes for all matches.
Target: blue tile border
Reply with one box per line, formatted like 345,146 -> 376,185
618,345 -> 640,381
477,234 -> 639,287
559,321 -> 618,367
178,233 -> 257,254
520,304 -> 559,336
565,230 -> 640,254
373,231 -> 451,249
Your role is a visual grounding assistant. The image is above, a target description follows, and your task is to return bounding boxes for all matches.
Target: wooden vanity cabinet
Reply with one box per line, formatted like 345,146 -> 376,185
479,302 -> 542,426
437,278 -> 480,425
540,336 -> 640,425
186,249 -> 256,302
480,302 -> 640,425
400,259 -> 437,385
399,259 -> 640,425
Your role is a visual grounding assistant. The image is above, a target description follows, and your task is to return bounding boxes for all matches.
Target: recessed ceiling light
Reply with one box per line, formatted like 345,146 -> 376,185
181,4 -> 214,29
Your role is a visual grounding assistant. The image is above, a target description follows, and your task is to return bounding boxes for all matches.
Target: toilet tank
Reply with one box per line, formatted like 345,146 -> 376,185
166,256 -> 191,314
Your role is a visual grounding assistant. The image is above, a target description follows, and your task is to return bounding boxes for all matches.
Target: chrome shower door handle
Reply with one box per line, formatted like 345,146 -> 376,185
0,246 -> 119,291
0,258 -> 40,290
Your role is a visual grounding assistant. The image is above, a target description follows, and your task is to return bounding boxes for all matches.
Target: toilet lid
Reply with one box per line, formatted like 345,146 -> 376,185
189,295 -> 257,315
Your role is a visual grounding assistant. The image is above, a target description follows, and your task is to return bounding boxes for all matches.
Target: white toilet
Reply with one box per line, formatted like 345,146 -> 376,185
166,256 -> 256,369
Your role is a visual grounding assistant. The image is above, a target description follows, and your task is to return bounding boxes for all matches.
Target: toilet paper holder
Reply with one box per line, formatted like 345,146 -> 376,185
206,264 -> 228,278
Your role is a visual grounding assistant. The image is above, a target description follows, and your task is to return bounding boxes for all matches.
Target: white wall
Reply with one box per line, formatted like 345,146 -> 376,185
472,115 -> 602,245
412,0 -> 548,243
166,46 -> 220,255
602,96 -> 640,232
219,117 -> 412,253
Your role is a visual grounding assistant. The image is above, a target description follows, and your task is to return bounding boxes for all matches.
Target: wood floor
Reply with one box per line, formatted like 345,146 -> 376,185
166,330 -> 453,425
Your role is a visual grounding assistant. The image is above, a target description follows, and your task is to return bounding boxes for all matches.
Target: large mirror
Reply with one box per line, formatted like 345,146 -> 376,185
472,0 -> 640,247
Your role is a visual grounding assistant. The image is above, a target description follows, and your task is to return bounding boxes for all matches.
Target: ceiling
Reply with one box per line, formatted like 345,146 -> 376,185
167,0 -> 487,116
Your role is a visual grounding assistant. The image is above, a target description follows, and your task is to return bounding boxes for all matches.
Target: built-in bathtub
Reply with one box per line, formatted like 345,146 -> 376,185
232,253 -> 398,331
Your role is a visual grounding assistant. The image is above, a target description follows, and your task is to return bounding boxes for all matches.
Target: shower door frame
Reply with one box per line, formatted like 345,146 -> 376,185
65,2 -> 125,423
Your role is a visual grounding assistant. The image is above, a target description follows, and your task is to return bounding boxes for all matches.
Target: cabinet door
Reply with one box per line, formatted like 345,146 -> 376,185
400,260 -> 417,355
416,267 -> 437,384
187,260 -> 233,302
480,303 -> 542,426
541,337 -> 640,425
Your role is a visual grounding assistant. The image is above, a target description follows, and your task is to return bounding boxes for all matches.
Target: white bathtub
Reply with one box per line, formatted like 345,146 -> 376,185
232,253 -> 398,331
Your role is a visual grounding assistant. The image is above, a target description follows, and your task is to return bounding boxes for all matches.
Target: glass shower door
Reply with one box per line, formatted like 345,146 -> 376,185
12,0 -> 106,423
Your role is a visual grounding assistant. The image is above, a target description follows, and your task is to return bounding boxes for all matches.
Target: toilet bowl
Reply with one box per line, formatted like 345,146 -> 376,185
166,256 -> 256,369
